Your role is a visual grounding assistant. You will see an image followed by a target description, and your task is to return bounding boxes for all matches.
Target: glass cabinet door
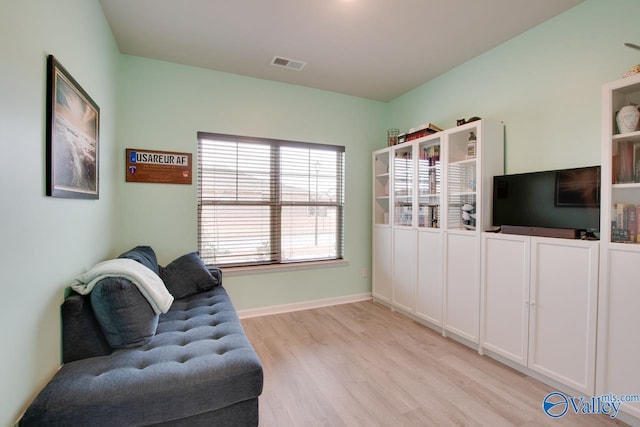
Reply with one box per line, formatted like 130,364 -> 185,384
373,150 -> 390,225
418,136 -> 441,228
608,77 -> 640,243
393,144 -> 414,227
447,128 -> 477,231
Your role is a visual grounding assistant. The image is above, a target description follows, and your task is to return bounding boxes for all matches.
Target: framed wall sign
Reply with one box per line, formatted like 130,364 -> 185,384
126,148 -> 192,184
46,55 -> 100,199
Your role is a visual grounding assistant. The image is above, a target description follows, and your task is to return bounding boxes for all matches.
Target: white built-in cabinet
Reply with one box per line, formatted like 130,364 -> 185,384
481,233 -> 599,395
416,231 -> 442,325
371,74 -> 640,425
393,228 -> 416,312
597,73 -> 640,420
391,143 -> 418,312
480,233 -> 530,366
442,121 -> 504,343
372,119 -> 504,340
372,150 -> 392,304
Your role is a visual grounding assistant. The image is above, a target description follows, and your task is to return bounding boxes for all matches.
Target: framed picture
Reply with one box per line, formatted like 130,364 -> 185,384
46,55 -> 100,198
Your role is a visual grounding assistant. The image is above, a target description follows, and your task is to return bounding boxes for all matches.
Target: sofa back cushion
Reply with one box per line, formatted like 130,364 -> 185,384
91,277 -> 159,348
118,245 -> 159,275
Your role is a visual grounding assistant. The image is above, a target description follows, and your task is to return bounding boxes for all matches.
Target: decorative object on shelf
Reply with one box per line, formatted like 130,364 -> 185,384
46,55 -> 100,199
462,203 -> 476,230
456,116 -> 481,126
624,64 -> 640,79
617,141 -> 634,183
623,42 -> 640,78
616,104 -> 640,134
467,131 -> 477,159
387,128 -> 399,146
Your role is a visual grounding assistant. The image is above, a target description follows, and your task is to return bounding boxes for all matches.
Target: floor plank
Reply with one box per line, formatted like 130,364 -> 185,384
241,301 -> 628,427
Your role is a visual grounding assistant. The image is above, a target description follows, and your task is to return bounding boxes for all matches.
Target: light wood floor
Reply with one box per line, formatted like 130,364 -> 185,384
241,301 -> 628,427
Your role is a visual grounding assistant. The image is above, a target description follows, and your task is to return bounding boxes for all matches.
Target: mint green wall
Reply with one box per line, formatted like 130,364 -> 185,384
116,56 -> 388,309
389,0 -> 640,174
0,1 -> 120,425
4,0 -> 639,424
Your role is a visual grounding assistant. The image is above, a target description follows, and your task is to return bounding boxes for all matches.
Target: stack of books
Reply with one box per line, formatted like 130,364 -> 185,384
612,203 -> 639,242
406,123 -> 443,141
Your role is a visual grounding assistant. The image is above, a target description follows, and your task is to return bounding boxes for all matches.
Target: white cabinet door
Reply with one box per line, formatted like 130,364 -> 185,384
393,227 -> 416,312
444,232 -> 479,342
529,238 -> 598,395
372,226 -> 392,303
416,230 -> 442,325
597,247 -> 640,419
481,233 -> 530,366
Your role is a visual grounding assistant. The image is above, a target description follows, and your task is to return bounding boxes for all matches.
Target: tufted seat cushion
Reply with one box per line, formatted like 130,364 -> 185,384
21,286 -> 263,427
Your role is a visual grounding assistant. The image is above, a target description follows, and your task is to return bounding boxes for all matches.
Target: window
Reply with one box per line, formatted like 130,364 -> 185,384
197,132 -> 345,268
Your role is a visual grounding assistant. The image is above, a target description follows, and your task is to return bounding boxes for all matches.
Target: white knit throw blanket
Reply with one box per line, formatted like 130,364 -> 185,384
70,258 -> 174,314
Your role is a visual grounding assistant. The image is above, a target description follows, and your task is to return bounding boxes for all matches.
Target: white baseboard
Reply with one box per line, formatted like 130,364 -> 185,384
237,293 -> 372,319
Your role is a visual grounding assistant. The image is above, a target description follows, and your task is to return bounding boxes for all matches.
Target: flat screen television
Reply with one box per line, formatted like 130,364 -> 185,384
492,166 -> 601,233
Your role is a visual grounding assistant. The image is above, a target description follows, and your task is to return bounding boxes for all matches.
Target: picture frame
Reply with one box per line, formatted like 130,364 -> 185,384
46,55 -> 100,199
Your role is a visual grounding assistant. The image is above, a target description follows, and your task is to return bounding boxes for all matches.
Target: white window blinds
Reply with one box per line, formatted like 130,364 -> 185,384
197,132 -> 345,267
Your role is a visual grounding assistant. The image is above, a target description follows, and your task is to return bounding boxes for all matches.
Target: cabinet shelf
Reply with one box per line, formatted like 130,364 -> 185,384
612,182 -> 640,189
609,240 -> 640,250
448,158 -> 477,167
418,163 -> 439,171
449,191 -> 476,197
612,130 -> 640,142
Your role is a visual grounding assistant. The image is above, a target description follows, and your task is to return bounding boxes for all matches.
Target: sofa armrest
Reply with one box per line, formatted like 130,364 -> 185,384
208,266 -> 222,285
62,293 -> 112,363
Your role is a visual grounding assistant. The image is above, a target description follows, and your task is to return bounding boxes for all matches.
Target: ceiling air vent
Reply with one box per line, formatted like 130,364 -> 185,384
271,56 -> 306,71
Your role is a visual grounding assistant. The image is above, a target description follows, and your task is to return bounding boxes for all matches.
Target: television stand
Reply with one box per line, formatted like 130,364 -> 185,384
501,225 -> 582,239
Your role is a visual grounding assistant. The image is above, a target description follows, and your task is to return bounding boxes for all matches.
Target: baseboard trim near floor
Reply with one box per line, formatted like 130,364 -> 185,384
237,293 -> 372,319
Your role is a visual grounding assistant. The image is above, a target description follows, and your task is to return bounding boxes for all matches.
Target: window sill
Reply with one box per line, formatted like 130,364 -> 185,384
219,259 -> 350,277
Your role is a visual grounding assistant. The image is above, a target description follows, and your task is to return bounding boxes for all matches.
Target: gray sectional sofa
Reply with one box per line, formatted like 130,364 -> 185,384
20,246 -> 263,426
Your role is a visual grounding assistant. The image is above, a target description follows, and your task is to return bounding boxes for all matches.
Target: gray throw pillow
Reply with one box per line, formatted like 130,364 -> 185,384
117,246 -> 159,275
90,277 -> 158,348
161,252 -> 219,299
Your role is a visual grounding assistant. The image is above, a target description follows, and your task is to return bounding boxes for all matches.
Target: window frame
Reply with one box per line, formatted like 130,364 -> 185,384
197,132 -> 345,269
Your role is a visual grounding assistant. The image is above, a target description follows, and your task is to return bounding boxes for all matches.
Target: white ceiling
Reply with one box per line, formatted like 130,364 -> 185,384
99,0 -> 583,102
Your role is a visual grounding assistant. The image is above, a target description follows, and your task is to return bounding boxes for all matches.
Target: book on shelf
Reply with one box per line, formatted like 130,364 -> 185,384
406,123 -> 444,141
612,203 -> 640,242
419,145 -> 440,165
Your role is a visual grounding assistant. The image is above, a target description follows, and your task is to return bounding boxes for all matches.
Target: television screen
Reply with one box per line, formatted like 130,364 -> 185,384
492,166 -> 600,232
